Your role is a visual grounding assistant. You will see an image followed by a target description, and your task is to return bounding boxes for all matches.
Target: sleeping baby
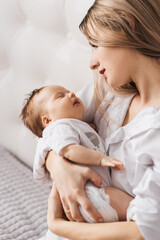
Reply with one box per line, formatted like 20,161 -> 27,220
20,85 -> 125,223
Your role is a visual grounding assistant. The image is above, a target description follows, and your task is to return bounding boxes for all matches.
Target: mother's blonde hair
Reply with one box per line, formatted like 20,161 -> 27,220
80,0 -> 160,98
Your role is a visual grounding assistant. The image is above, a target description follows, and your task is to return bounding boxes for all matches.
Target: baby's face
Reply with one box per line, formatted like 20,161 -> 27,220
39,85 -> 84,124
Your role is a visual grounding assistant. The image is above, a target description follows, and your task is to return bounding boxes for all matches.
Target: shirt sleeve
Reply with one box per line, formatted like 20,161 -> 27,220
126,128 -> 160,240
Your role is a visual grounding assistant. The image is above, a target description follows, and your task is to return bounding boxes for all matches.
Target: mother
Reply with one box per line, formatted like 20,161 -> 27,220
45,0 -> 160,239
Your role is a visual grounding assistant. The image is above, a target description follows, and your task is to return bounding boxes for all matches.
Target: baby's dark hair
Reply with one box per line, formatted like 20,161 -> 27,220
20,87 -> 45,137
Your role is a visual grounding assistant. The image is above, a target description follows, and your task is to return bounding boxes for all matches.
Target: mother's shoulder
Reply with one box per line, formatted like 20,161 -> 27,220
124,106 -> 160,136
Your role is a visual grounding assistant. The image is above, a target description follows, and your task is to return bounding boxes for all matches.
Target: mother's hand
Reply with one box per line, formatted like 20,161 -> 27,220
46,150 -> 103,223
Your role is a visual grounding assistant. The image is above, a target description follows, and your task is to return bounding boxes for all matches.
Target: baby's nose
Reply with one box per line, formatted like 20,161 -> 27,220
69,92 -> 75,98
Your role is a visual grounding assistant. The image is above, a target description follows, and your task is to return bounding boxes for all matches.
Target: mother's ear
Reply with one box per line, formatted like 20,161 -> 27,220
123,14 -> 135,30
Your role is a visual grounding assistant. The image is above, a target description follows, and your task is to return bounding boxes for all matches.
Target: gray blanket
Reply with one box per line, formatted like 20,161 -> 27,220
0,146 -> 50,240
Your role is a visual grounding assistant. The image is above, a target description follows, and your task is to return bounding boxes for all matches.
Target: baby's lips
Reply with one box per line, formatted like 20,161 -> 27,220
73,98 -> 80,105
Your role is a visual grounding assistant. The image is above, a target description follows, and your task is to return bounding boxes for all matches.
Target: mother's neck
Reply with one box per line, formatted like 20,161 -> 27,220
132,54 -> 160,107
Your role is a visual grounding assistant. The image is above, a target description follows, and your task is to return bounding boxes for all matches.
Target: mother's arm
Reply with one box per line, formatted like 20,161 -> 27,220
46,150 -> 104,222
48,184 -> 144,240
52,220 -> 143,240
46,151 -> 134,222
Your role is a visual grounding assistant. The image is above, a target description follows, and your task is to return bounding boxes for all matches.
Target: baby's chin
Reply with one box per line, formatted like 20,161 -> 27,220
72,105 -> 84,120
73,112 -> 84,121
56,113 -> 84,121
72,113 -> 84,120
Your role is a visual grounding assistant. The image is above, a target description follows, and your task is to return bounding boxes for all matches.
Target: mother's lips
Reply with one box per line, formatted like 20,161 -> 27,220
99,69 -> 105,74
99,69 -> 107,79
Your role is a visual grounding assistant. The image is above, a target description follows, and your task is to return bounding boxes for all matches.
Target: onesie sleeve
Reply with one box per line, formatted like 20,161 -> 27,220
126,128 -> 160,240
44,122 -> 80,156
33,138 -> 51,184
33,121 -> 80,184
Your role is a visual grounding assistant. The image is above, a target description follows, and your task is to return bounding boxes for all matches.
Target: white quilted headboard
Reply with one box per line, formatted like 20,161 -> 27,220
0,0 -> 94,167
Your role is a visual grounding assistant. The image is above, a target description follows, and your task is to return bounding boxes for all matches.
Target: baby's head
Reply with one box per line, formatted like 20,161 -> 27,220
20,85 -> 84,137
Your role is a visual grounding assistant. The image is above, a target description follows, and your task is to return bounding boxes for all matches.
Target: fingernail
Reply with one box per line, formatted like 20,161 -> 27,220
98,218 -> 104,223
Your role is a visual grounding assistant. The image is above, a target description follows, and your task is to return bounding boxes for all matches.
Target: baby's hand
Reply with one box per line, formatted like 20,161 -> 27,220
87,122 -> 97,131
100,155 -> 125,172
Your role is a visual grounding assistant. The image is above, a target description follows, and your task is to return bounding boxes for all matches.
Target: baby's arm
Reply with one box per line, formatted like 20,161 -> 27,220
61,144 -> 125,171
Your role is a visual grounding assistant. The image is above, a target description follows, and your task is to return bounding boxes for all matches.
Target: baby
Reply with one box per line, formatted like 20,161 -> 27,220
21,85 -> 125,223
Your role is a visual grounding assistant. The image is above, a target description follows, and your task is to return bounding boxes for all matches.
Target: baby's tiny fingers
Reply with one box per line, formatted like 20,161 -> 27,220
101,157 -> 125,171
118,165 -> 126,172
111,159 -> 123,164
101,161 -> 115,167
113,161 -> 125,171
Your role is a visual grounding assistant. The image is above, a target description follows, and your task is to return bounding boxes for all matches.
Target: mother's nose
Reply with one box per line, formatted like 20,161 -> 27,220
89,56 -> 100,70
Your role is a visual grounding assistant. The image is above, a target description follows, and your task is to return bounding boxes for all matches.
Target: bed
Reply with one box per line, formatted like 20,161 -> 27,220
0,0 -> 93,239
0,146 -> 50,240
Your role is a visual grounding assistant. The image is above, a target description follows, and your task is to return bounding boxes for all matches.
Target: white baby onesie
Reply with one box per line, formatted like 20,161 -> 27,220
35,118 -> 118,223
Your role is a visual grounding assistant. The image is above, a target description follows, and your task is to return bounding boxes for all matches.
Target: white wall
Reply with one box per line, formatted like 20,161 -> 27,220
0,0 -> 95,167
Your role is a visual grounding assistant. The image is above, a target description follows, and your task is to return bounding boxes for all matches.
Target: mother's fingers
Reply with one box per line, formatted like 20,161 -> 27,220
62,190 -> 104,223
84,168 -> 102,188
79,194 -> 103,223
61,195 -> 83,222
61,198 -> 74,221
68,202 -> 84,222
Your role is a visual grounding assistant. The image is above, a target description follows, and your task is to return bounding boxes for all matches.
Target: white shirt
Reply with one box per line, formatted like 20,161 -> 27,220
34,83 -> 160,240
81,84 -> 160,240
106,107 -> 160,240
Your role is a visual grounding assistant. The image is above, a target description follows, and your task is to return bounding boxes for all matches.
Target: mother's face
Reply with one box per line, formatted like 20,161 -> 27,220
89,44 -> 137,89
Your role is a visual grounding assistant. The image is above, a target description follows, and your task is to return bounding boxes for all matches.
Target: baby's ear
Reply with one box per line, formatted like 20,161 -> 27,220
41,116 -> 51,127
